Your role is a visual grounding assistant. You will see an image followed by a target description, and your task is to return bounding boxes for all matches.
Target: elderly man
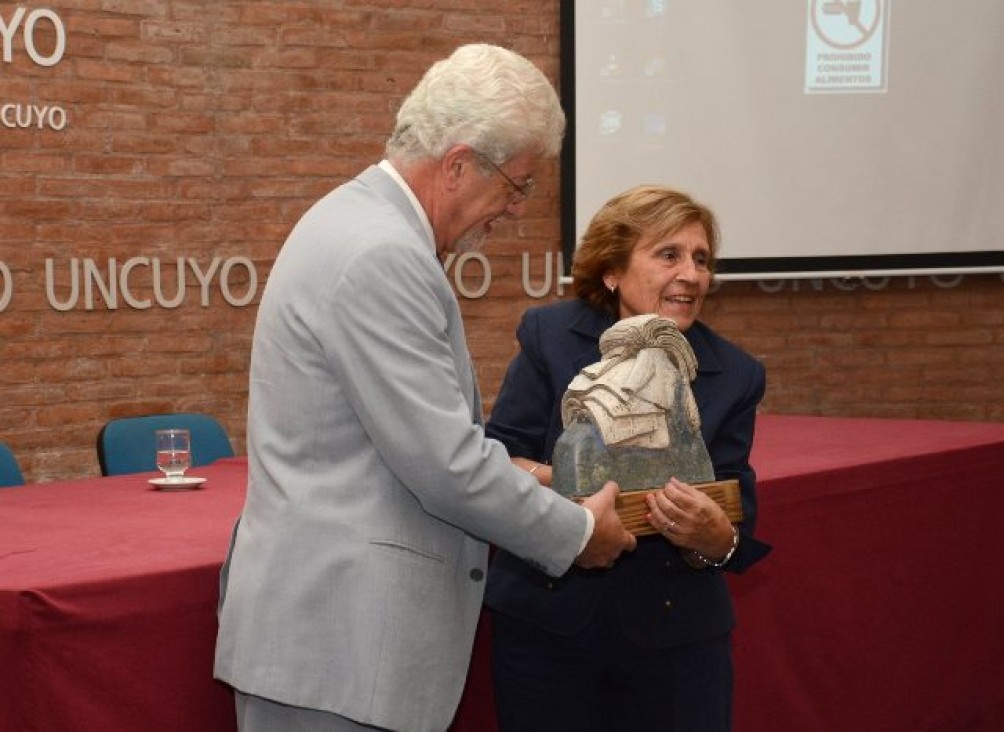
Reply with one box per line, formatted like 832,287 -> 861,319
214,44 -> 636,732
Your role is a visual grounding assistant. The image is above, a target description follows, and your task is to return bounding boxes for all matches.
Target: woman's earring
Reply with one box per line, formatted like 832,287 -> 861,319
606,281 -> 617,293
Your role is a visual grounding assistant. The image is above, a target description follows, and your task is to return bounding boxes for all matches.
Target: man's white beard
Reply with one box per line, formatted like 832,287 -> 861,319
455,227 -> 487,253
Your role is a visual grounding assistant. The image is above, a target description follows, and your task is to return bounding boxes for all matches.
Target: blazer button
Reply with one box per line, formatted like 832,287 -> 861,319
664,600 -> 673,610
469,568 -> 484,582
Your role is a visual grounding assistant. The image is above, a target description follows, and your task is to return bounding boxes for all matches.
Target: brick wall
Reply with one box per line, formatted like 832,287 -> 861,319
1,2 -> 1001,482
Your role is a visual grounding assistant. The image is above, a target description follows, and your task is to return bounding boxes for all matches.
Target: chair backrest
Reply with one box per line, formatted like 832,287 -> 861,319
0,441 -> 25,487
97,413 -> 235,476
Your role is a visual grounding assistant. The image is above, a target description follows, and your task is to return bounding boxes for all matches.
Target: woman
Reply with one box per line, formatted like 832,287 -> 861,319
485,185 -> 771,731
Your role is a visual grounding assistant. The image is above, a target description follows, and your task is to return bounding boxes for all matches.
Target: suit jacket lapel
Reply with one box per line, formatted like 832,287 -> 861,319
567,305 -> 614,372
686,323 -> 723,417
356,165 -> 436,257
356,165 -> 482,423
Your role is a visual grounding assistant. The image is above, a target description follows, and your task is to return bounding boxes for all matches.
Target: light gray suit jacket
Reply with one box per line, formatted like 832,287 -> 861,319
214,166 -> 589,732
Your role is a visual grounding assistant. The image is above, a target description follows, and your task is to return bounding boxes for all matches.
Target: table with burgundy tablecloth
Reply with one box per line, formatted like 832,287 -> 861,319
0,458 -> 246,732
3,416 -> 1004,732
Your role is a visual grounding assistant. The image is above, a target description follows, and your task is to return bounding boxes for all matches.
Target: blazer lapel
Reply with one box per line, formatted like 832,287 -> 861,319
686,323 -> 723,417
356,165 -> 436,257
356,166 -> 483,424
568,305 -> 614,372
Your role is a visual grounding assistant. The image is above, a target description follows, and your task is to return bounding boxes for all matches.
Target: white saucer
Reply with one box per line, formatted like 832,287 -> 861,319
148,476 -> 207,490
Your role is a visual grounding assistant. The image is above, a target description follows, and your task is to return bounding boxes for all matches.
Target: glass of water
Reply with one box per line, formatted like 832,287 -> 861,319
156,428 -> 191,483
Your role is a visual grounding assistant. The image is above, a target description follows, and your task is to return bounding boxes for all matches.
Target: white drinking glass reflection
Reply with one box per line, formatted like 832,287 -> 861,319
156,428 -> 191,483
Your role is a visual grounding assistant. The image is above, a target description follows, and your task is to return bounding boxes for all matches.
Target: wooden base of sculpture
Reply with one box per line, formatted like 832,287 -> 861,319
598,479 -> 743,536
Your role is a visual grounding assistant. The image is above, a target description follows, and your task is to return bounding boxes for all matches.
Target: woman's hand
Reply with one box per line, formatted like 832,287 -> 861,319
645,477 -> 734,559
512,457 -> 552,487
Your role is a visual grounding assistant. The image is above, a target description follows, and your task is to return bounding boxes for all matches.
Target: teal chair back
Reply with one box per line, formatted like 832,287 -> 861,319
97,413 -> 235,476
0,441 -> 25,487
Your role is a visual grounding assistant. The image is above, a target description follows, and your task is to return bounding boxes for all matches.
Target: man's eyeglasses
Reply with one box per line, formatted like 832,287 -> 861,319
473,151 -> 536,203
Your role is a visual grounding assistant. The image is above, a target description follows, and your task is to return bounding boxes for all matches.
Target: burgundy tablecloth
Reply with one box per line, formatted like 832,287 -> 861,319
0,459 -> 246,732
3,417 -> 1003,732
731,416 -> 1004,732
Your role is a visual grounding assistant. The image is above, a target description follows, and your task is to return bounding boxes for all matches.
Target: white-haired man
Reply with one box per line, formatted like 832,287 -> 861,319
214,43 -> 636,732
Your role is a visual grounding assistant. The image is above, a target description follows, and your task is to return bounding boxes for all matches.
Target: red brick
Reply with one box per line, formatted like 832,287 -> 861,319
0,2 -> 1001,484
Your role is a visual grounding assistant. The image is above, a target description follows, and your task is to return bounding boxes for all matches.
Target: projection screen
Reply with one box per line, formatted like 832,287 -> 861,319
560,0 -> 1004,279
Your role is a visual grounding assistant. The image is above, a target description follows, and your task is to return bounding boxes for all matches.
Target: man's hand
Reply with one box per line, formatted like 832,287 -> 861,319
574,481 -> 637,569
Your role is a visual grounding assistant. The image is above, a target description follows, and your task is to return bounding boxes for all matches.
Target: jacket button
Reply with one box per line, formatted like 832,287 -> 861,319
664,600 -> 673,610
469,568 -> 484,581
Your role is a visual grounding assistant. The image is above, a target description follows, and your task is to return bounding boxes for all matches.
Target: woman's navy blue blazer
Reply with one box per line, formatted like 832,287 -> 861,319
485,299 -> 771,648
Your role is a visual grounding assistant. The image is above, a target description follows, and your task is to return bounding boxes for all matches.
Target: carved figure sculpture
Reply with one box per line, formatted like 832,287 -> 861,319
552,314 -> 716,498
